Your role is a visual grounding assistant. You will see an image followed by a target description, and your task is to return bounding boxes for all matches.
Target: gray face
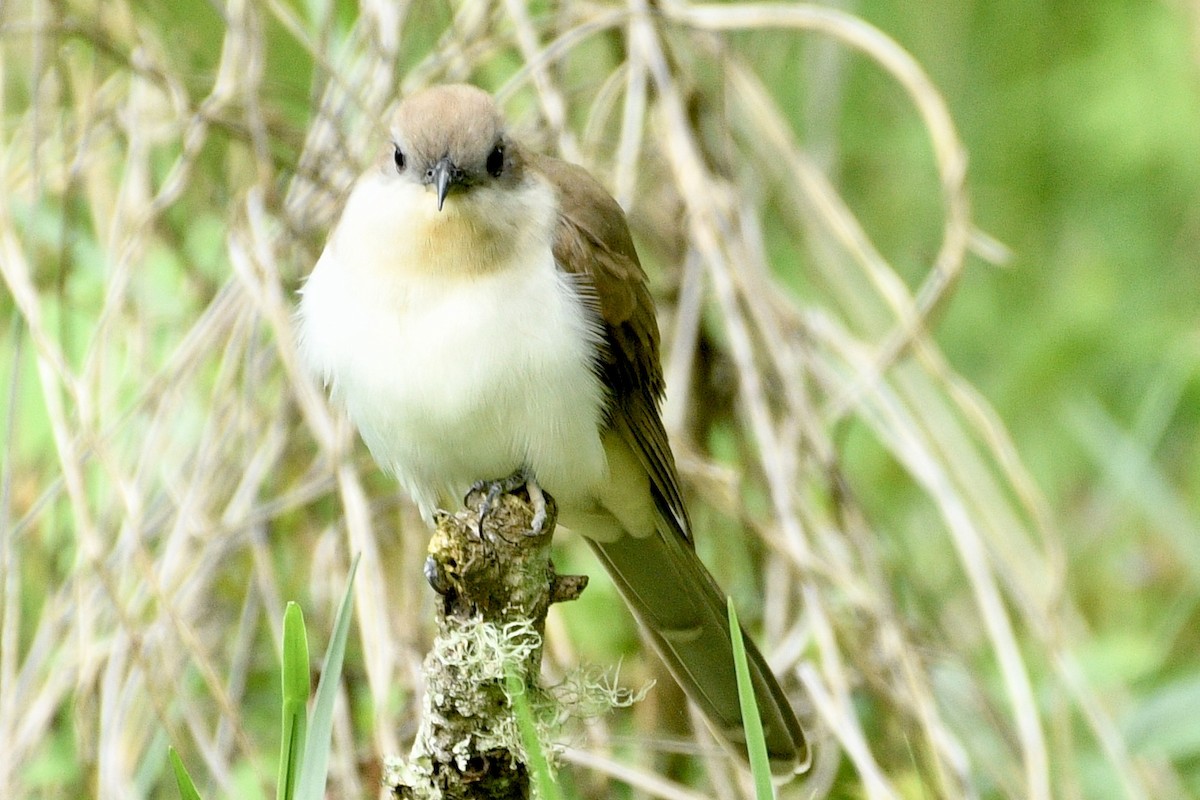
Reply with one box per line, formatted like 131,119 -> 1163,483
388,84 -> 524,209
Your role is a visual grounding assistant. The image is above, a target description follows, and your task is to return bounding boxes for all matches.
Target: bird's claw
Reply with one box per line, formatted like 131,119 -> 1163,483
469,471 -> 547,538
525,481 -> 548,537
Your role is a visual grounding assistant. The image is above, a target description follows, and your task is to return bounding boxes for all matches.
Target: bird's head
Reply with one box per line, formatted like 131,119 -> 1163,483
388,84 -> 525,212
332,84 -> 556,277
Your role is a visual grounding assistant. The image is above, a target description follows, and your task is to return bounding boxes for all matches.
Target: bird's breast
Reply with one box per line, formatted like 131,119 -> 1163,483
297,211 -> 609,519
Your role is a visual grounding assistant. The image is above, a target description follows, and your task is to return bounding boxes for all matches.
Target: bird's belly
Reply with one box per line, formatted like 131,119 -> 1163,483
303,258 -> 608,517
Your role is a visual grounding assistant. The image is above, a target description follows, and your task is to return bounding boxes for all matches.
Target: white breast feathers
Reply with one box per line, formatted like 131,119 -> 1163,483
296,168 -> 609,519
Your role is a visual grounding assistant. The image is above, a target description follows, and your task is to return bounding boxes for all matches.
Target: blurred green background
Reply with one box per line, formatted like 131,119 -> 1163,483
856,0 -> 1200,664
850,0 -> 1200,777
740,0 -> 1200,787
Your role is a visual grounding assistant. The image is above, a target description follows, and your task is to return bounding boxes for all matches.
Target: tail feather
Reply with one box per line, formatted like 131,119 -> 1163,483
587,529 -> 810,775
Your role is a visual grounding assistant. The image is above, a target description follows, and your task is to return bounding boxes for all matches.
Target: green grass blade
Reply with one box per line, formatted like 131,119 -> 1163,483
505,669 -> 561,800
167,746 -> 205,800
278,602 -> 310,800
294,555 -> 359,800
727,598 -> 775,800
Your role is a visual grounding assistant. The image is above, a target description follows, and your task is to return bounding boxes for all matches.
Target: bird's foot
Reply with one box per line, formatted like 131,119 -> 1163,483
525,481 -> 548,536
469,470 -> 548,538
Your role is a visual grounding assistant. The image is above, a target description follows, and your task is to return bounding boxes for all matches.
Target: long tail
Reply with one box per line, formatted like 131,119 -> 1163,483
587,529 -> 810,775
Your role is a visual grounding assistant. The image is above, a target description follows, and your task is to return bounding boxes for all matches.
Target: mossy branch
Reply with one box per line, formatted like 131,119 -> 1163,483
388,487 -> 587,800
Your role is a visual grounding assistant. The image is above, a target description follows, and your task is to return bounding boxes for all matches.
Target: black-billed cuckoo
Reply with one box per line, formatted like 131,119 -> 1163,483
297,84 -> 809,774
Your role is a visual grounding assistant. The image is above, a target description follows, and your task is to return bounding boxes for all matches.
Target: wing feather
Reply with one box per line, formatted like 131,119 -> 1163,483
534,153 -> 691,541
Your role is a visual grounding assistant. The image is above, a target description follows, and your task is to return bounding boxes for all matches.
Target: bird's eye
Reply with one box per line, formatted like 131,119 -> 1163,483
393,146 -> 406,172
486,145 -> 504,177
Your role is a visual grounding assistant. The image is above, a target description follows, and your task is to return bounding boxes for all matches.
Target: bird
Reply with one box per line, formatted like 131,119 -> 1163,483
296,83 -> 809,775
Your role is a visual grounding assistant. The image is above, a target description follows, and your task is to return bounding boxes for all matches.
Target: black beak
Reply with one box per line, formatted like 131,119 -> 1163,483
431,157 -> 459,211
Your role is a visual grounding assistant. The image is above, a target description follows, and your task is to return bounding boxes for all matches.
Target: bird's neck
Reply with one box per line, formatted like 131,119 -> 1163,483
333,168 -> 558,282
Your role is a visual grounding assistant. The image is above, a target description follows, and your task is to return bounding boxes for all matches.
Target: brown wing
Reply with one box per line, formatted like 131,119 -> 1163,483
533,153 -> 691,541
533,154 -> 812,773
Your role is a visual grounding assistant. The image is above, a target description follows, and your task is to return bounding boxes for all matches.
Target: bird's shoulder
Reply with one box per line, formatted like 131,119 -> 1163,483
531,152 -> 663,398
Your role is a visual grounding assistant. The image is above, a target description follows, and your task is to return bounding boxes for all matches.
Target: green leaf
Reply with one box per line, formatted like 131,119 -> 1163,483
728,598 -> 774,800
282,602 -> 312,704
167,746 -> 204,800
294,555 -> 360,800
278,602 -> 310,800
506,669 -> 560,800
